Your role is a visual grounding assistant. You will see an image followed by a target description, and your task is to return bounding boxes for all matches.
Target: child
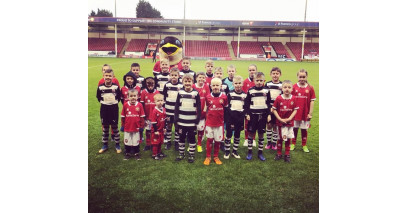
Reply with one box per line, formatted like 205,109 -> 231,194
121,71 -> 141,105
243,64 -> 258,147
272,80 -> 298,163
204,60 -> 215,85
98,64 -> 121,87
224,75 -> 246,159
265,67 -> 283,150
121,89 -> 146,160
162,67 -> 183,150
244,72 -> 272,161
155,58 -> 170,94
212,67 -> 229,152
150,94 -> 167,160
223,64 -> 236,91
179,57 -> 196,83
213,67 -> 230,94
130,62 -> 146,143
192,72 -> 210,153
291,69 -> 316,153
96,69 -> 122,154
174,74 -> 201,163
204,78 -> 228,165
140,77 -> 161,151
130,63 -> 146,90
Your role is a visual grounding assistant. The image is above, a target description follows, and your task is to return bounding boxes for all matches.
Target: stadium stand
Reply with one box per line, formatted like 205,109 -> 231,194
286,42 -> 319,60
231,41 -> 292,58
88,38 -> 126,53
185,40 -> 230,57
126,39 -> 159,52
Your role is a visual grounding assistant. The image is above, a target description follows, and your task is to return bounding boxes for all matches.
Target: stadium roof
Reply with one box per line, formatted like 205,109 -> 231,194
88,17 -> 319,38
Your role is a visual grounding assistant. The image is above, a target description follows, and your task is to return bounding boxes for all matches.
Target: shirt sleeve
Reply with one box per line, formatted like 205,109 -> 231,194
195,92 -> 201,124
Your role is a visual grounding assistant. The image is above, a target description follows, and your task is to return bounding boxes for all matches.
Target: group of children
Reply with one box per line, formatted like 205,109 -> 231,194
96,57 -> 316,165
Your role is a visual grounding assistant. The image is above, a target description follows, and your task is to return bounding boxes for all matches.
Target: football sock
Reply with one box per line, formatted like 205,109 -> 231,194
292,128 -> 299,145
247,134 -> 253,150
301,129 -> 308,146
258,137 -> 264,151
213,141 -> 220,157
277,140 -> 283,155
225,137 -> 231,152
233,138 -> 240,151
197,130 -> 204,146
285,139 -> 291,156
206,138 -> 213,158
266,130 -> 272,145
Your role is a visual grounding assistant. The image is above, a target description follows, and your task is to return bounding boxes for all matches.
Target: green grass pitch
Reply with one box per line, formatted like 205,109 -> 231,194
88,57 -> 319,212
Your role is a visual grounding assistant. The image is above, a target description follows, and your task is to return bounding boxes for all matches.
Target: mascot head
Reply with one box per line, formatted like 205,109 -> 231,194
158,36 -> 183,66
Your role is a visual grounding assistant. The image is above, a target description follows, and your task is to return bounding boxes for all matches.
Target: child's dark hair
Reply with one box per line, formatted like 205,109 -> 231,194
131,63 -> 140,68
145,77 -> 155,85
104,69 -> 114,74
254,72 -> 265,79
271,67 -> 281,74
196,71 -> 205,78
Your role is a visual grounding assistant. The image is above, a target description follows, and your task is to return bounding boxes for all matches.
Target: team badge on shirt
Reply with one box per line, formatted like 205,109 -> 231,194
291,101 -> 294,105
203,90 -> 206,94
219,99 -> 223,104
136,107 -> 140,111
306,90 -> 309,93
284,106 -> 287,109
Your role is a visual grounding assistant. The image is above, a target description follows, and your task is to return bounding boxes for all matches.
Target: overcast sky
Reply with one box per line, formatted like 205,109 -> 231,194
88,0 -> 319,22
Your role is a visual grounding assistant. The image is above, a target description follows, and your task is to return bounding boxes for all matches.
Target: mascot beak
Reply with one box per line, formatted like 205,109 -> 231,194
161,43 -> 180,56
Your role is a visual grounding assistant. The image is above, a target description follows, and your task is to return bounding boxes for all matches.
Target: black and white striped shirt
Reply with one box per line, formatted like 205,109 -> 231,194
155,72 -> 170,93
174,89 -> 201,127
244,86 -> 271,115
97,83 -> 121,105
162,81 -> 183,116
265,81 -> 282,106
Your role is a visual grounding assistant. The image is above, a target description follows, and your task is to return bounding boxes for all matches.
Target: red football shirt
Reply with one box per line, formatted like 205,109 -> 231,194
205,73 -> 214,85
121,101 -> 145,132
291,83 -> 316,121
242,78 -> 255,93
193,83 -> 210,118
272,95 -> 299,127
150,107 -> 166,132
205,93 -> 228,127
98,77 -> 121,87
121,86 -> 141,103
140,89 -> 160,120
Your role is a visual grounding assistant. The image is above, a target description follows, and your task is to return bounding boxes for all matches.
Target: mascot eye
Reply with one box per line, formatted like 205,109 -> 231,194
175,40 -> 182,47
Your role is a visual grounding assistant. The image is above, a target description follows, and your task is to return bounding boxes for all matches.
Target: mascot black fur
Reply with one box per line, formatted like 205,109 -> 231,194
153,36 -> 183,76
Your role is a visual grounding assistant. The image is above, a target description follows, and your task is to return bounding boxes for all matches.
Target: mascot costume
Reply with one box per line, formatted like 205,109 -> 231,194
152,36 -> 184,76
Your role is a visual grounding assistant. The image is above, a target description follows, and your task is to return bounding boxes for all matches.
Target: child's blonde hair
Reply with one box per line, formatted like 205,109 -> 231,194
170,67 -> 180,75
282,80 -> 293,87
128,88 -> 139,96
160,58 -> 169,64
214,67 -> 223,74
227,64 -> 236,70
233,75 -> 243,83
205,60 -> 214,66
211,77 -> 222,85
154,93 -> 164,101
182,74 -> 194,82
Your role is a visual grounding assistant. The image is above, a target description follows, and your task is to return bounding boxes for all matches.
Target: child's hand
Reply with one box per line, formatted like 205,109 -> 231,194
155,132 -> 159,135
246,115 -> 250,121
163,129 -> 167,134
267,115 -> 271,122
230,124 -> 234,129
280,118 -> 288,124
307,114 -> 312,120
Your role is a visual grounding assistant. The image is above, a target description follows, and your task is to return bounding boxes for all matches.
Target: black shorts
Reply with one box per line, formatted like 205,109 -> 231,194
247,113 -> 267,134
267,113 -> 277,125
100,104 -> 119,125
